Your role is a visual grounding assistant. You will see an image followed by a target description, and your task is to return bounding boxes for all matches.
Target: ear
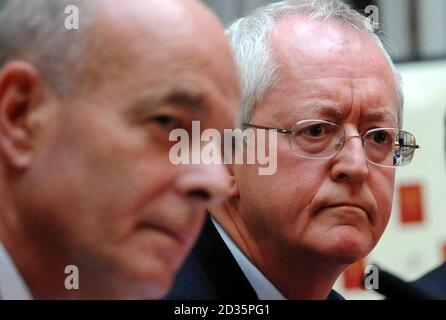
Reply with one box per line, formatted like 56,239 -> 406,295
0,61 -> 43,169
226,163 -> 239,199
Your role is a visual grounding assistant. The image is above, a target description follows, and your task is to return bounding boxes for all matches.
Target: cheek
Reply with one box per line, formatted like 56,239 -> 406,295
236,154 -> 327,234
99,158 -> 176,231
277,151 -> 328,208
42,143 -> 175,241
370,169 -> 395,231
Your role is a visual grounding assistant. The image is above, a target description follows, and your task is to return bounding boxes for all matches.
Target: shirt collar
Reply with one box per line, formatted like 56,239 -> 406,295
0,243 -> 33,300
212,218 -> 286,300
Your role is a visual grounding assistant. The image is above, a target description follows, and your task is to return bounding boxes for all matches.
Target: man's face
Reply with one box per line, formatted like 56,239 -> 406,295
234,18 -> 398,268
16,0 -> 240,298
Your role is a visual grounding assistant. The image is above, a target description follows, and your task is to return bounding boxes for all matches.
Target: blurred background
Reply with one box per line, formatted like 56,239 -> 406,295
204,0 -> 446,62
202,0 -> 446,299
0,0 -> 444,299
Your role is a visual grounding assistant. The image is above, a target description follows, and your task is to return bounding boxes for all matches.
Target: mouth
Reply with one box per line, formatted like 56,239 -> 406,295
315,204 -> 371,221
136,221 -> 189,246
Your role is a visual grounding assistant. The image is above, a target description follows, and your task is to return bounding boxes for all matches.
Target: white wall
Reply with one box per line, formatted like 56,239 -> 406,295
418,0 -> 446,58
378,0 -> 413,60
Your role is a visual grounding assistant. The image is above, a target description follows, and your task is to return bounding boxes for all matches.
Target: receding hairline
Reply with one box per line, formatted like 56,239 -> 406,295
269,14 -> 398,76
225,0 -> 404,128
0,0 -> 224,99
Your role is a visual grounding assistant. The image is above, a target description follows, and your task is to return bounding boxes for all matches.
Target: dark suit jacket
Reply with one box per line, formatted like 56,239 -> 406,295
167,217 -> 344,300
413,263 -> 446,299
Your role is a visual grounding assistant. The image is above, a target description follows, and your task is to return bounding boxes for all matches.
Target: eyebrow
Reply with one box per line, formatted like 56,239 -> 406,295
310,105 -> 345,122
165,91 -> 206,111
363,110 -> 398,126
127,90 -> 206,120
309,105 -> 398,126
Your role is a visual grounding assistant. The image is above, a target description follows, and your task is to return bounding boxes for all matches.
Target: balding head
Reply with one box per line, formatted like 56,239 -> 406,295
0,0 -> 97,96
82,0 -> 239,101
0,0 -> 238,100
0,0 -> 240,299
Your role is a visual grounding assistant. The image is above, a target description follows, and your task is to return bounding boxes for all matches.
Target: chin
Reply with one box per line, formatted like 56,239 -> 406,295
108,250 -> 179,299
139,278 -> 173,300
320,226 -> 372,264
117,280 -> 173,300
118,266 -> 175,300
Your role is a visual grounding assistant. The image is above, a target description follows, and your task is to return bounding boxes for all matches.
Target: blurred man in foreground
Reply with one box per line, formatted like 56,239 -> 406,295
0,0 -> 240,299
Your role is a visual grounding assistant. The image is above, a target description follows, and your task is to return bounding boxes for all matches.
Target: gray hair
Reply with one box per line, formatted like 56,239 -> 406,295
226,0 -> 404,128
0,0 -> 98,97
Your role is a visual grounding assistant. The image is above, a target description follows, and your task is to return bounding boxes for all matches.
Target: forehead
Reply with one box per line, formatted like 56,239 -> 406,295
94,0 -> 225,75
255,16 -> 398,126
85,0 -> 240,117
270,16 -> 388,72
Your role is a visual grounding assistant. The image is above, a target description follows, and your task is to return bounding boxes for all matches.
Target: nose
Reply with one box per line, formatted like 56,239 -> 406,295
175,163 -> 232,210
330,135 -> 369,184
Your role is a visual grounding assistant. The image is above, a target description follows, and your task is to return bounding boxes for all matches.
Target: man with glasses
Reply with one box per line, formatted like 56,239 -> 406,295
168,0 -> 419,300
245,121 -> 418,168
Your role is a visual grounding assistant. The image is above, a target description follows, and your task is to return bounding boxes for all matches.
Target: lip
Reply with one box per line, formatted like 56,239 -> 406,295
315,203 -> 372,221
323,204 -> 367,211
136,221 -> 189,246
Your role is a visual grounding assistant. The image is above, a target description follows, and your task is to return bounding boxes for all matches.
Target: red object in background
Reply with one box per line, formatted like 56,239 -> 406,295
343,259 -> 366,290
399,184 -> 424,224
443,244 -> 446,261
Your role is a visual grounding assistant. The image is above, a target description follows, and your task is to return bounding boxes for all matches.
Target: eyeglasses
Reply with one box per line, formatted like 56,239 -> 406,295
243,119 -> 420,168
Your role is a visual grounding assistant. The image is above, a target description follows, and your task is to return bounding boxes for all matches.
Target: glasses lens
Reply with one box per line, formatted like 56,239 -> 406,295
364,129 -> 417,167
289,120 -> 344,159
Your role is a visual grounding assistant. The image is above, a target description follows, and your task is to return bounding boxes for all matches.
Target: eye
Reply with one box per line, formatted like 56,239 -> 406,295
152,115 -> 181,131
304,124 -> 325,137
371,130 -> 390,144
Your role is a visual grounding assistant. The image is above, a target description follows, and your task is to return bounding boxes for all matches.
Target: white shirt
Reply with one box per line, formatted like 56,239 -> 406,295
0,243 -> 33,300
212,218 -> 286,300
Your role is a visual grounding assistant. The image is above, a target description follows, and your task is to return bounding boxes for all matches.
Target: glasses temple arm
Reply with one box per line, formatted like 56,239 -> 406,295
242,123 -> 291,134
